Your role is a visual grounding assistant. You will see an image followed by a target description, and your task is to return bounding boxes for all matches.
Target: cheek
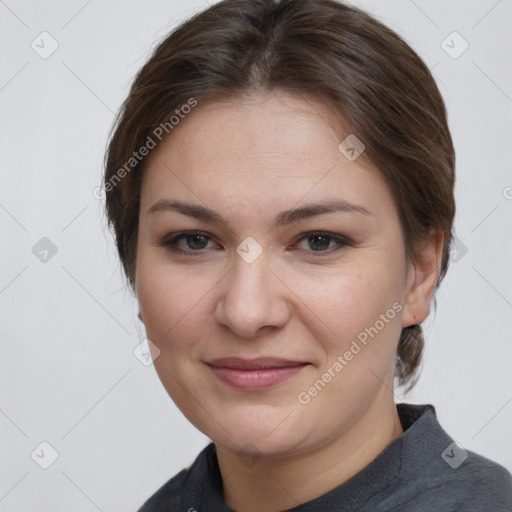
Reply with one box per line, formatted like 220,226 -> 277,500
302,273 -> 403,403
296,268 -> 404,400
136,258 -> 210,349
295,259 -> 403,342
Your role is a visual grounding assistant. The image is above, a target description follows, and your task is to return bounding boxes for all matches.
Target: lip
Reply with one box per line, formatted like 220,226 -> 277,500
206,357 -> 309,390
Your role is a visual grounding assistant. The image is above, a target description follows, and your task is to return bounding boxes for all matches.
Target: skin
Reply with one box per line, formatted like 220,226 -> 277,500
135,90 -> 443,512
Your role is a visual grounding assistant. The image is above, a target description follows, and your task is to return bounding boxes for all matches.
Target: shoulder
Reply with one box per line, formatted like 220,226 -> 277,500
406,452 -> 512,511
444,450 -> 512,510
136,468 -> 187,512
389,404 -> 512,511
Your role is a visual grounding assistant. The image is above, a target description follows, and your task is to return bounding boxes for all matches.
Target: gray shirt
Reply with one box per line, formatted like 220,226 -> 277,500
138,403 -> 512,511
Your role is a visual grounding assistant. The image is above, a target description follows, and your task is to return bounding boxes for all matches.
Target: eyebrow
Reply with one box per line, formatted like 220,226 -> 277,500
147,198 -> 372,227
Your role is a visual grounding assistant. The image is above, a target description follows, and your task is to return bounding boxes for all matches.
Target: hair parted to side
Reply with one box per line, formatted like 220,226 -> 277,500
103,0 -> 455,390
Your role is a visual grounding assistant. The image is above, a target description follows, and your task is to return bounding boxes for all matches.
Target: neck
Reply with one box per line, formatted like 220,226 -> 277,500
216,392 -> 403,512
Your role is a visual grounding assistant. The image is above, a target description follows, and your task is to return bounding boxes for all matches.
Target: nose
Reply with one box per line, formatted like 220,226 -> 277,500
213,249 -> 290,339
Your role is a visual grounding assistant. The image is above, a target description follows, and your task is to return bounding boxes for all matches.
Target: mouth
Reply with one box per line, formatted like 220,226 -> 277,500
205,357 -> 310,390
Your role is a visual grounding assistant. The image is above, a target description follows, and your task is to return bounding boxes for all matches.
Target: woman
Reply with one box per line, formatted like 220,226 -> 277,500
103,0 -> 512,510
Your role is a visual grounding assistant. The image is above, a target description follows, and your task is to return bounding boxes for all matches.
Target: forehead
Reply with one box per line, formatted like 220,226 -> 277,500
154,91 -> 353,167
140,90 -> 392,218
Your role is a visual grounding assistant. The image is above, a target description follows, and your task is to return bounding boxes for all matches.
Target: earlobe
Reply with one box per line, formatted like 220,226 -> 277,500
402,230 -> 444,328
138,309 -> 144,323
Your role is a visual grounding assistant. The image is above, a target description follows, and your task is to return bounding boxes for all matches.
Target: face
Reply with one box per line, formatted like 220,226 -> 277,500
135,90 -> 418,458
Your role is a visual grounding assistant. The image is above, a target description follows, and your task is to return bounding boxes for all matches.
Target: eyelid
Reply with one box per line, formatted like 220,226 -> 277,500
292,231 -> 351,256
155,230 -> 218,255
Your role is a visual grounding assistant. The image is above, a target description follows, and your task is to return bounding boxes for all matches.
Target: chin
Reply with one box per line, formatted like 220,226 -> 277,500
201,403 -> 316,458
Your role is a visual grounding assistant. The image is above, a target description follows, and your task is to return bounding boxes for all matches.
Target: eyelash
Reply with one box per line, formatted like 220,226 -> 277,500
156,230 -> 351,258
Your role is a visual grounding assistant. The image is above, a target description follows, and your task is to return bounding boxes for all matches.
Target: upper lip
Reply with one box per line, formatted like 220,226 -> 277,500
205,357 -> 308,370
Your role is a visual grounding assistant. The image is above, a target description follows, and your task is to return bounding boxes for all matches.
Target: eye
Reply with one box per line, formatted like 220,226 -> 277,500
292,231 -> 350,256
157,231 -> 218,256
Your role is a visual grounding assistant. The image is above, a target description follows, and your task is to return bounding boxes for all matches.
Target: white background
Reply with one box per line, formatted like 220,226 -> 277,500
1,0 -> 511,510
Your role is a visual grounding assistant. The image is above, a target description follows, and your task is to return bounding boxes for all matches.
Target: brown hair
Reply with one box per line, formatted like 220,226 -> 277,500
103,0 -> 456,389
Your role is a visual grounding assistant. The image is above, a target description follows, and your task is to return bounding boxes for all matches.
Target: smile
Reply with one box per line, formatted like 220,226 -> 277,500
205,357 -> 309,390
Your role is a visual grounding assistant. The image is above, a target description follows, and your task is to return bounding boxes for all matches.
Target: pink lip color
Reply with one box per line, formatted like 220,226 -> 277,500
206,358 -> 308,390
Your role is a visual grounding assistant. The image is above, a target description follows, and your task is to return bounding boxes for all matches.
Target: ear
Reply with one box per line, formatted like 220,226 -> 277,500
137,309 -> 144,323
402,230 -> 444,328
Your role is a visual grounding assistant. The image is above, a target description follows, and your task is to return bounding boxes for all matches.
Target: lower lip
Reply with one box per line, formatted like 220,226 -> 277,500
208,365 -> 307,390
